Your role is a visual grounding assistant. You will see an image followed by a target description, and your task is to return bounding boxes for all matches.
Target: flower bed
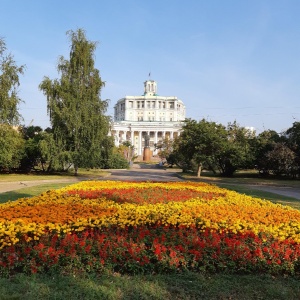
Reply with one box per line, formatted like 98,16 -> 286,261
0,181 -> 300,275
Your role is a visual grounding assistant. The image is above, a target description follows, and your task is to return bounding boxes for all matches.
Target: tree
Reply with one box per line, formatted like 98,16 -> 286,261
39,29 -> 111,175
265,143 -> 296,176
19,126 -> 62,173
286,122 -> 300,149
172,119 -> 256,177
285,122 -> 300,177
155,137 -> 174,164
38,130 -> 64,172
0,124 -> 24,171
0,38 -> 25,125
253,129 -> 283,175
20,125 -> 44,172
215,122 -> 255,176
173,119 -> 228,177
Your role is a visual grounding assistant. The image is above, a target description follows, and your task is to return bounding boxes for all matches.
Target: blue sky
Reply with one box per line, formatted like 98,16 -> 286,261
1,0 -> 300,133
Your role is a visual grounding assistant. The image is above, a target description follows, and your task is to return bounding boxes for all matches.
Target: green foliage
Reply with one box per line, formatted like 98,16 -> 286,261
38,130 -> 68,172
155,137 -> 174,162
105,150 -> 129,169
0,124 -> 24,171
20,126 -> 44,172
252,126 -> 300,178
172,119 -> 257,177
215,122 -> 256,176
0,38 -> 25,125
174,119 -> 224,174
173,119 -> 225,176
286,122 -> 300,150
39,29 -> 111,175
253,130 -> 283,175
285,122 -> 300,177
18,126 -> 63,173
265,143 -> 297,176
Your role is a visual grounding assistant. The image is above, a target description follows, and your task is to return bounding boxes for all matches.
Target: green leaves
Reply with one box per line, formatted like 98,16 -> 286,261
172,119 -> 256,177
39,29 -> 111,174
0,124 -> 24,171
0,38 -> 25,125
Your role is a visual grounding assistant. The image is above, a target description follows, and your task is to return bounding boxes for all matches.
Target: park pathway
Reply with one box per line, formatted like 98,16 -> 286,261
0,164 -> 183,194
106,163 -> 184,182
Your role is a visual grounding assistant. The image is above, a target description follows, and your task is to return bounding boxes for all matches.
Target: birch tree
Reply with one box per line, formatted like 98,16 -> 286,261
39,29 -> 111,175
0,38 -> 25,125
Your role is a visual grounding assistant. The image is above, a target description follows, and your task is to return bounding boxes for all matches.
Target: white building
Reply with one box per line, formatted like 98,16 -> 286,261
110,80 -> 186,157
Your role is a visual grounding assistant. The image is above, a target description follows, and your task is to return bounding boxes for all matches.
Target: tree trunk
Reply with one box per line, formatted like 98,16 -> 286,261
197,163 -> 202,178
74,165 -> 78,176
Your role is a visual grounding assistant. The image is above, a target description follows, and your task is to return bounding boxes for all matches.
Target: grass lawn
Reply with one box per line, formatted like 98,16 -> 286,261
0,272 -> 299,300
0,168 -> 110,182
218,183 -> 300,210
0,182 -> 74,203
179,170 -> 300,210
0,174 -> 74,182
181,170 -> 300,187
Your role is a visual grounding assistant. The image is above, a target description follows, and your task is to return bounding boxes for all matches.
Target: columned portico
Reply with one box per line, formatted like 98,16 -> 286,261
111,123 -> 182,157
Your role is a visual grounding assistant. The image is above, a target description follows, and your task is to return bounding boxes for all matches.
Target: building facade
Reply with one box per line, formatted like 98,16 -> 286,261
110,80 -> 186,157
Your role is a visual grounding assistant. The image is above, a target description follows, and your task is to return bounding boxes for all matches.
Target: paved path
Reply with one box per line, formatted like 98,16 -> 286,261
198,178 -> 300,200
0,164 -> 183,194
106,164 -> 184,182
244,184 -> 300,200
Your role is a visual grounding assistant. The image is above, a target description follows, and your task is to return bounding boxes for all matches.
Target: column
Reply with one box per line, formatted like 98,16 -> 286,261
154,131 -> 158,155
130,131 -> 134,145
138,131 -> 142,156
115,130 -> 120,147
122,131 -> 127,143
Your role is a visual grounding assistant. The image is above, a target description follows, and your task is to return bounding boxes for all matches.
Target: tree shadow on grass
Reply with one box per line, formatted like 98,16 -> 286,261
1,272 -> 300,300
0,191 -> 33,203
0,182 -> 73,203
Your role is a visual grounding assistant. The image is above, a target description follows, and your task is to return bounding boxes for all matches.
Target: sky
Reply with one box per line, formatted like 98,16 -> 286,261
1,0 -> 300,134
